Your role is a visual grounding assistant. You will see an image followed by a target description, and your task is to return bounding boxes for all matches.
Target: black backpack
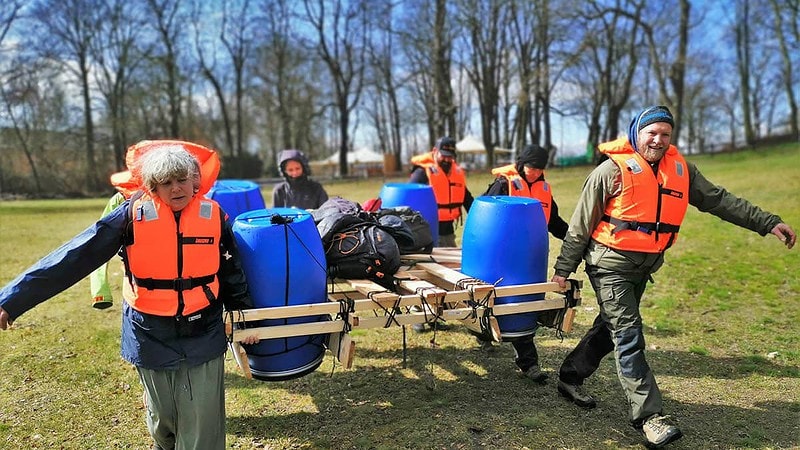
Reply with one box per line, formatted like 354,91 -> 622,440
312,197 -> 401,288
375,206 -> 434,254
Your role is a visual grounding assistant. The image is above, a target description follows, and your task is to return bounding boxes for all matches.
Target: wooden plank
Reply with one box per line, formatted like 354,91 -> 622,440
456,311 -> 502,342
491,298 -> 566,315
229,341 -> 252,379
413,263 -> 496,306
232,320 -> 345,341
230,297 -> 569,343
432,247 -> 463,256
401,254 -> 461,264
495,282 -> 567,296
230,281 -> 566,323
561,308 -> 576,333
326,332 -> 356,369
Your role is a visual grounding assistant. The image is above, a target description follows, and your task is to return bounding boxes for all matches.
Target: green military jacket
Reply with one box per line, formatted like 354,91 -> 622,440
554,158 -> 783,278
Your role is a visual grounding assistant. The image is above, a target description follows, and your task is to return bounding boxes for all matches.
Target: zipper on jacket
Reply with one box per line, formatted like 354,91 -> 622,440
174,211 -> 185,319
655,182 -> 663,242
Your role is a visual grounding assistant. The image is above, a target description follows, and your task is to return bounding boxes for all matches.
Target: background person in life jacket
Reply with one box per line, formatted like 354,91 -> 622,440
89,140 -> 164,309
409,136 -> 475,248
550,106 -> 796,449
272,149 -> 329,210
0,141 -> 259,450
475,144 -> 571,383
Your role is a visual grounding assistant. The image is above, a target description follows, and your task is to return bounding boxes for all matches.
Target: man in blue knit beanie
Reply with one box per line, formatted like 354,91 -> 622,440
550,105 -> 795,448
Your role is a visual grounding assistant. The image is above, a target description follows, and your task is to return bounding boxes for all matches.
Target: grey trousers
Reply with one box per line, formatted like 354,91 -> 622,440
138,355 -> 226,450
559,266 -> 663,424
437,233 -> 457,248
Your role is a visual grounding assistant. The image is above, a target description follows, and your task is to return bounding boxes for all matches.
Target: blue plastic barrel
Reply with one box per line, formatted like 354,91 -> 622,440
379,183 -> 439,246
207,179 -> 265,223
232,208 -> 329,381
461,196 -> 548,338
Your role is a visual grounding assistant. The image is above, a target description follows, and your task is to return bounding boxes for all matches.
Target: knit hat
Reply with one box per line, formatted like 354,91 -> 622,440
516,144 -> 549,170
435,136 -> 457,157
627,105 -> 674,151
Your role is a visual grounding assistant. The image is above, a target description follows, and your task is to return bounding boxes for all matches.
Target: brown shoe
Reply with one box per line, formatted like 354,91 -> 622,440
557,380 -> 596,409
524,366 -> 548,384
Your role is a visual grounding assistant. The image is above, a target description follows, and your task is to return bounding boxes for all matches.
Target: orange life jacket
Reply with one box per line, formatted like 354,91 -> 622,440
123,193 -> 222,317
491,164 -> 553,223
110,140 -> 221,199
410,152 -> 467,222
591,137 -> 689,253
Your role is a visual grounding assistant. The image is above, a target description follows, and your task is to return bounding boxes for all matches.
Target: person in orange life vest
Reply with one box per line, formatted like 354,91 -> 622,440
89,141 -> 163,309
474,144 -> 570,383
0,141 -> 260,450
409,136 -> 474,247
551,106 -> 796,449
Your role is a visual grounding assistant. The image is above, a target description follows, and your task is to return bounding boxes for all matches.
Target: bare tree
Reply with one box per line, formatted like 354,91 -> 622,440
396,1 -> 439,148
190,0 -> 235,157
91,0 -> 151,172
456,0 -> 508,166
0,0 -> 25,193
734,0 -> 756,146
607,1 -> 691,144
432,0 -> 456,138
2,60 -> 75,195
252,0 -> 326,173
366,2 -> 405,171
564,0 -> 644,160
508,0 -> 537,152
0,0 -> 22,46
769,0 -> 799,139
29,0 -> 104,191
301,0 -> 369,176
146,0 -> 185,138
189,0 -> 256,158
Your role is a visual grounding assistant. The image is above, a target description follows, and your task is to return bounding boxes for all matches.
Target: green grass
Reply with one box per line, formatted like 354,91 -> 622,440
0,143 -> 798,449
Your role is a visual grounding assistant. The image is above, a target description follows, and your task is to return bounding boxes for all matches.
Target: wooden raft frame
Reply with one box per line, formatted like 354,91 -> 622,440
226,248 -> 582,379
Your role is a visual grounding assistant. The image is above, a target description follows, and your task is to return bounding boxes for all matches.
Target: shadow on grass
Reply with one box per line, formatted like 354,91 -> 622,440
225,340 -> 799,449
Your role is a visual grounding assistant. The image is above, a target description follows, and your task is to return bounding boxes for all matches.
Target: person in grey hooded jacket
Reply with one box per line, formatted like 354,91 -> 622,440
272,149 -> 329,210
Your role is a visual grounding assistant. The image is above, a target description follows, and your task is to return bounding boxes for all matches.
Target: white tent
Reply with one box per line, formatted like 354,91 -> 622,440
311,147 -> 386,177
454,135 -> 514,169
456,135 -> 485,153
321,147 -> 385,164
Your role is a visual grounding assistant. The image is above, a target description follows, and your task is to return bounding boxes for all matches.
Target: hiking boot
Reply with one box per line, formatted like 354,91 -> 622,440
475,336 -> 494,353
641,414 -> 683,448
476,338 -> 496,353
411,323 -> 427,333
557,380 -> 596,409
523,365 -> 548,384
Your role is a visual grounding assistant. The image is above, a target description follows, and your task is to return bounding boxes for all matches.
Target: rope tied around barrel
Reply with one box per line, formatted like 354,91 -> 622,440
454,276 -> 497,337
335,295 -> 356,333
225,308 -> 248,345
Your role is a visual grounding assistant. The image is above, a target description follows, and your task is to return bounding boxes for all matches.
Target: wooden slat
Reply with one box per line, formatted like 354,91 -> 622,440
229,341 -> 252,379
229,280 -> 566,323
326,332 -> 356,369
561,308 -> 576,333
401,254 -> 461,264
232,320 -> 345,341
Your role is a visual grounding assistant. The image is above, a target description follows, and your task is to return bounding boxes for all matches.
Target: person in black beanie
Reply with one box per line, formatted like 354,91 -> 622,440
476,144 -> 570,383
551,105 -> 796,448
409,136 -> 475,248
272,149 -> 329,210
